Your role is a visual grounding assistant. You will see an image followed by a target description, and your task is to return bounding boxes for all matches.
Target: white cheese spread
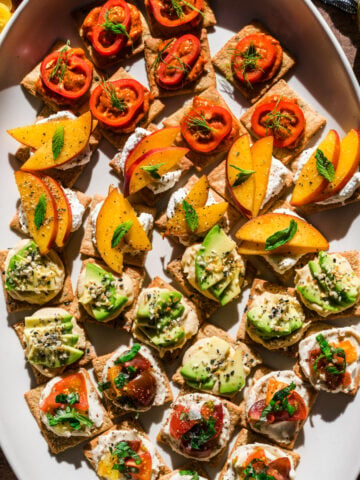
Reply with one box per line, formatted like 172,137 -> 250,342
261,158 -> 290,208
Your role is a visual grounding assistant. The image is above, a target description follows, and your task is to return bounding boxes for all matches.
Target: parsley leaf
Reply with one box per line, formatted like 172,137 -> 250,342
265,219 -> 297,251
180,471 -> 199,480
140,163 -> 165,180
230,164 -> 256,187
52,124 -> 65,160
182,199 -> 198,232
258,382 -> 297,426
55,392 -> 79,407
46,406 -> 93,430
316,148 -> 335,183
242,459 -> 275,480
111,220 -> 133,248
34,194 -> 47,230
313,333 -> 346,375
182,417 -> 216,450
115,344 -> 141,364
111,441 -> 142,474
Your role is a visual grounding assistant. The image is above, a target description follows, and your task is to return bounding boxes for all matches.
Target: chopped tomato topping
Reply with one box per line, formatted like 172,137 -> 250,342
40,372 -> 88,414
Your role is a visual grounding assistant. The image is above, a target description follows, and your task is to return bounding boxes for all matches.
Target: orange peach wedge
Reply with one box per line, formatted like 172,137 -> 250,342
251,136 -> 273,217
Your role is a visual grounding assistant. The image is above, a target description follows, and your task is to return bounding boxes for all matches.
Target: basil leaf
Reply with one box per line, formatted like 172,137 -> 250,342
52,124 -> 65,160
140,163 -> 165,180
55,392 -> 79,407
265,219 -> 297,251
98,381 -> 111,392
115,344 -> 141,364
182,199 -> 198,233
258,382 -> 297,425
230,164 -> 256,187
111,220 -> 133,248
34,194 -> 47,230
180,471 -> 199,480
46,407 -> 93,430
316,148 -> 335,182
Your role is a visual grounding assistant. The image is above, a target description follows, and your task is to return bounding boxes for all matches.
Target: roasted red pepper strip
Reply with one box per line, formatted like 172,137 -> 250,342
156,34 -> 201,89
40,373 -> 89,414
181,101 -> 233,153
90,0 -> 131,57
148,0 -> 203,28
40,47 -> 93,100
251,96 -> 305,148
89,78 -> 145,130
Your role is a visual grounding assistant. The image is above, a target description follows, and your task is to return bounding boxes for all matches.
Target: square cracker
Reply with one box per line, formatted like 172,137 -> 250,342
130,276 -> 204,362
155,174 -> 241,244
92,346 -> 173,419
237,278 -> 314,358
159,462 -> 209,480
14,105 -> 101,188
76,258 -> 145,331
172,322 -> 262,393
218,427 -> 300,480
21,40 -> 102,115
80,194 -> 156,268
143,0 -> 216,38
13,308 -> 96,385
144,28 -> 216,98
73,0 -> 150,70
24,368 -> 113,454
212,22 -> 295,104
100,67 -> 165,150
162,87 -> 247,171
84,420 -> 171,477
240,79 -> 326,164
0,249 -> 74,314
237,365 -> 317,450
157,388 -> 243,466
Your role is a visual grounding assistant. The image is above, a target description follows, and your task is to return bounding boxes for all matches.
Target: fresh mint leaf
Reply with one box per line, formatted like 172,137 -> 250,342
265,219 -> 297,251
230,164 -> 256,187
140,163 -> 165,180
182,199 -> 198,233
52,124 -> 65,160
316,148 -> 335,182
34,194 -> 47,230
115,344 -> 141,364
111,220 -> 133,248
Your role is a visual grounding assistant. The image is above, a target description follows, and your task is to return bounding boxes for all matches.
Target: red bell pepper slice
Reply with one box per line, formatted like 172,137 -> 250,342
148,0 -> 203,28
40,372 -> 89,414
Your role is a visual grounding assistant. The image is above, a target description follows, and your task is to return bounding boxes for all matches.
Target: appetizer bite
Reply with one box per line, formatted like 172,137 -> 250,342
0,239 -> 73,313
144,29 -> 216,98
13,306 -> 95,384
93,342 -> 173,418
219,428 -> 300,480
168,225 -> 248,317
80,187 -> 154,268
24,368 -> 112,454
294,251 -> 360,319
158,392 -> 242,463
131,277 -> 201,360
240,79 -> 326,164
143,0 -> 216,38
74,0 -> 148,69
212,22 -> 295,103
173,323 -> 261,397
89,68 -> 164,149
297,324 -> 360,395
21,41 -> 97,113
208,133 -> 293,218
291,129 -> 360,214
84,421 -> 170,479
241,368 -> 317,449
163,87 -> 246,170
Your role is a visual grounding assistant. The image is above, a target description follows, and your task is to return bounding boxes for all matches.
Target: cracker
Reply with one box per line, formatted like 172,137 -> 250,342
212,22 -> 295,103
76,257 -> 145,331
237,278 -> 313,357
130,276 -> 203,362
163,87 -> 247,171
80,194 -> 156,268
144,29 -> 216,98
99,67 -> 165,150
172,322 -> 262,393
159,462 -> 209,480
0,249 -> 74,314
84,420 -> 171,477
143,0 -> 216,38
240,80 -> 326,164
73,0 -> 150,70
24,368 -> 113,454
218,427 -> 300,480
92,346 -> 173,419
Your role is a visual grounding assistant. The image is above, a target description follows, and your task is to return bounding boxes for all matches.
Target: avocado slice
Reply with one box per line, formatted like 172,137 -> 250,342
5,241 -> 38,290
27,344 -> 84,368
61,334 -> 79,347
219,348 -> 245,395
141,325 -> 185,347
297,285 -> 338,312
24,314 -> 73,328
180,363 -> 211,383
186,377 -> 216,390
217,276 -> 241,306
137,290 -> 183,318
247,304 -> 303,339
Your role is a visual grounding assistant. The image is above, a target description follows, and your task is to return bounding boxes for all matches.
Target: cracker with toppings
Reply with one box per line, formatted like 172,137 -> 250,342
24,368 -> 113,454
80,194 -> 156,268
212,22 -> 295,103
73,0 -> 150,70
92,343 -> 173,419
240,79 -> 326,164
144,28 -> 216,98
162,87 -> 247,171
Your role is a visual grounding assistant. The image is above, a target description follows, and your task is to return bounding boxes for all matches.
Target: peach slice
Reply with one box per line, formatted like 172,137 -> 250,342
124,146 -> 189,196
236,213 -> 329,255
41,175 -> 72,248
96,187 -> 152,273
251,136 -> 273,217
18,112 -> 92,171
226,134 -> 254,217
14,171 -> 58,254
124,127 -> 181,174
315,129 -> 360,201
291,130 -> 340,206
167,175 -> 209,224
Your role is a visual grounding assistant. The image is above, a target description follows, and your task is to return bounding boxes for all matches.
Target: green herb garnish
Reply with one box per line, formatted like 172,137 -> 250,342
264,97 -> 295,136
182,417 -> 217,450
264,219 -> 297,251
230,164 -> 256,187
52,124 -> 65,160
49,40 -> 70,81
55,393 -> 79,406
111,220 -> 133,248
313,333 -> 346,375
115,344 -> 141,364
182,199 -> 198,232
34,194 -> 47,230
101,10 -> 132,46
257,382 -> 297,428
98,381 -> 111,392
316,148 -> 335,183
102,80 -> 127,111
185,111 -> 215,133
111,441 -> 142,473
140,163 -> 165,179
46,406 -> 93,431
242,459 -> 275,480
170,0 -> 204,19
230,42 -> 263,88
179,470 -> 199,480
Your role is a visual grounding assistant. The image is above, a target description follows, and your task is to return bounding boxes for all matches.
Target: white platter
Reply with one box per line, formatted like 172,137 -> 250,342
0,0 -> 359,479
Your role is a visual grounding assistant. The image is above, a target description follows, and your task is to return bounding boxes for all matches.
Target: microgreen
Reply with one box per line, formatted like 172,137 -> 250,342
102,80 -> 127,111
49,40 -> 70,81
